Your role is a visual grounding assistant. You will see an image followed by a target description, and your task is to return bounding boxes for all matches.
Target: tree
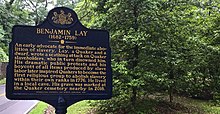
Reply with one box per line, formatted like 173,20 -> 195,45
21,0 -> 53,25
0,47 -> 8,62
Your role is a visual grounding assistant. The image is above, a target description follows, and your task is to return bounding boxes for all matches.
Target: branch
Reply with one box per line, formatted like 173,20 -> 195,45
24,0 -> 35,11
79,11 -> 91,20
29,0 -> 37,8
71,0 -> 75,5
9,0 -> 15,5
5,0 -> 15,10
45,0 -> 48,9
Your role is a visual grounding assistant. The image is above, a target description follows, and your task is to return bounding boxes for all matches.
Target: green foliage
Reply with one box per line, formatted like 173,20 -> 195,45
0,0 -> 219,113
0,0 -> 55,55
56,0 -> 77,9
74,0 -> 220,113
0,78 -> 6,85
0,47 -> 8,62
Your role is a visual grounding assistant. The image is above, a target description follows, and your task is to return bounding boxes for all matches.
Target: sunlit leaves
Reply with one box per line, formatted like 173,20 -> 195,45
0,47 -> 8,62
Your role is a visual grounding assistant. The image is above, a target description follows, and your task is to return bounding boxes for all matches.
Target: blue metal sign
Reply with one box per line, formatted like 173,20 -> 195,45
6,7 -> 112,114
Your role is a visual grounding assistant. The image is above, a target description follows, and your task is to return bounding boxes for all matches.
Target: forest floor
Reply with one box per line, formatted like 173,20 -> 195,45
29,94 -> 220,114
148,94 -> 220,114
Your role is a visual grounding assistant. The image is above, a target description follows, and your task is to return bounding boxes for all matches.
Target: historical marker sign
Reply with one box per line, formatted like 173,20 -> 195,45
6,7 -> 112,113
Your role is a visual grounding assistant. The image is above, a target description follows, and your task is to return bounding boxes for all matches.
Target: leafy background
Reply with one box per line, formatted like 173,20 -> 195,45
1,0 -> 220,113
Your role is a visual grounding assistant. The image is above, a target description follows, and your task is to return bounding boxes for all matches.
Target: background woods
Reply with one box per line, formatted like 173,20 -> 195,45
1,0 -> 220,113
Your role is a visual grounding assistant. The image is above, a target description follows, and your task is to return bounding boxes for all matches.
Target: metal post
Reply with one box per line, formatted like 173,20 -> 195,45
55,96 -> 67,114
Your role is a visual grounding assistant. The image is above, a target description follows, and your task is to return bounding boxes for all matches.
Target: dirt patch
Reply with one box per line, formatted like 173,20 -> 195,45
44,105 -> 55,114
155,101 -> 197,114
150,94 -> 205,114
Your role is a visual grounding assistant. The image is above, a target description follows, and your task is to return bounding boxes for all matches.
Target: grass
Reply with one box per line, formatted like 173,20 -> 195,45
67,100 -> 95,114
149,94 -> 220,114
0,78 -> 6,85
193,99 -> 220,114
28,102 -> 48,114
205,105 -> 220,114
29,95 -> 220,114
173,96 -> 220,114
29,100 -> 95,114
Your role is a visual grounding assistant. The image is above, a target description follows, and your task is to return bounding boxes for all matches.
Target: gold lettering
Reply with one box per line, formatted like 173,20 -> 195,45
45,29 -> 50,34
83,31 -> 88,36
36,28 -> 42,34
13,43 -> 108,93
75,30 -> 88,36
36,28 -> 71,35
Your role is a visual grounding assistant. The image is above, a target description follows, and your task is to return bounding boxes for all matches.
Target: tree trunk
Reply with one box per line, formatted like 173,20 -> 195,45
130,2 -> 139,106
169,80 -> 173,103
169,68 -> 174,103
131,45 -> 138,106
131,87 -> 137,106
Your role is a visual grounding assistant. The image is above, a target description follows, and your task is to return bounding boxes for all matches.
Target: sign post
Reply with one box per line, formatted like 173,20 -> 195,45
6,7 -> 112,114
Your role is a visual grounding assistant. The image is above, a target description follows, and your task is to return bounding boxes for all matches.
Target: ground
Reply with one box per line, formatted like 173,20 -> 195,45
29,94 -> 220,114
